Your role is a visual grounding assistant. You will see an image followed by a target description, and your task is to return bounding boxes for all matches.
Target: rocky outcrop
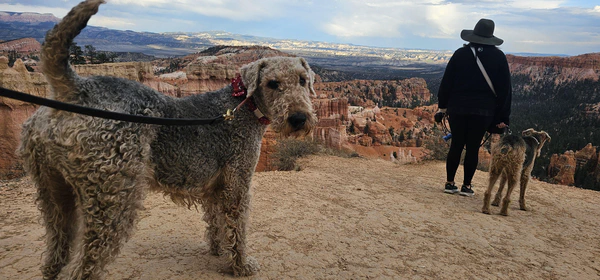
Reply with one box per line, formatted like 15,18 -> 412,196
548,144 -> 600,186
73,62 -> 154,82
0,38 -> 41,53
312,98 -> 349,150
314,78 -> 431,108
508,53 -> 600,84
508,54 -> 600,71
574,143 -> 598,167
0,57 -> 50,178
548,151 -> 577,186
0,12 -> 60,23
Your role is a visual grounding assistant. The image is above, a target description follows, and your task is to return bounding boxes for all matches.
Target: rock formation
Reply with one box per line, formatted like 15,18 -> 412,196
508,53 -> 600,84
548,144 -> 600,187
5,46 -> 597,187
0,38 -> 41,53
0,11 -> 60,24
0,57 -> 50,178
548,151 -> 577,186
312,98 -> 349,150
313,78 -> 431,108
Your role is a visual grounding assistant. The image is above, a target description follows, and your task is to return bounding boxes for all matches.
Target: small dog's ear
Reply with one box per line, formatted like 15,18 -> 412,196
240,59 -> 267,97
521,128 -> 533,137
299,57 -> 317,98
543,131 -> 551,143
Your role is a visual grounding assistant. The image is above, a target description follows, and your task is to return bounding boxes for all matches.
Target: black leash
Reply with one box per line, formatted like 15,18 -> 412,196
440,114 -> 505,147
0,86 -> 227,126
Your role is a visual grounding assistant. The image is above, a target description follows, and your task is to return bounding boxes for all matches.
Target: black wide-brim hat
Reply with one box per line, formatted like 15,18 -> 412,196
460,18 -> 504,46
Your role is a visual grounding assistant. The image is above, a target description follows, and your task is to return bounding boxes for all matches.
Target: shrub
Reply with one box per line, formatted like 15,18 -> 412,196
422,133 -> 450,161
272,139 -> 359,171
273,139 -> 321,171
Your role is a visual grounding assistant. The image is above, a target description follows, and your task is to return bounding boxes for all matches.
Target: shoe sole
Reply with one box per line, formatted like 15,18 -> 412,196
459,192 -> 474,197
444,190 -> 459,194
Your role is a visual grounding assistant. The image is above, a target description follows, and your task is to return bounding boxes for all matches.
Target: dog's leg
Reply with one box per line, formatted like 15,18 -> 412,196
60,173 -> 145,279
519,173 -> 531,211
491,174 -> 507,206
217,169 -> 260,277
35,172 -> 78,280
482,168 -> 501,214
500,170 -> 520,216
202,197 -> 223,256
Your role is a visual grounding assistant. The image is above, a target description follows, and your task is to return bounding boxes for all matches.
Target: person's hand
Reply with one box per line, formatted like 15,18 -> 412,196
496,122 -> 507,128
434,111 -> 445,123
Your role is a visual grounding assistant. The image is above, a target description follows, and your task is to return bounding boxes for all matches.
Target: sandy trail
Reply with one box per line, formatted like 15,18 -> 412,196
1,155 -> 599,279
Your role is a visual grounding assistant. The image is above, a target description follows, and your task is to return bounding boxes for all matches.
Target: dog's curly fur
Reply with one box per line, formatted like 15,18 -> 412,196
18,0 -> 317,278
482,128 -> 551,216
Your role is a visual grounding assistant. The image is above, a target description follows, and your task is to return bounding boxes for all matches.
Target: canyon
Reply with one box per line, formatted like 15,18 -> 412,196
1,45 -> 599,190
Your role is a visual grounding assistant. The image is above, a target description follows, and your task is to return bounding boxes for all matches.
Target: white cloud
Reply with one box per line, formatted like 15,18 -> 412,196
107,0 -> 292,21
507,0 -> 564,10
320,1 -> 478,40
89,15 -> 136,29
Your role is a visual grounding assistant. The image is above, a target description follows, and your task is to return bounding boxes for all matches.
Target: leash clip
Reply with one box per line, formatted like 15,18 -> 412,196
223,109 -> 235,121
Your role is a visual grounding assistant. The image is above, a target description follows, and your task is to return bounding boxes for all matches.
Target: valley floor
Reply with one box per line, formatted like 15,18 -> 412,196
1,155 -> 599,279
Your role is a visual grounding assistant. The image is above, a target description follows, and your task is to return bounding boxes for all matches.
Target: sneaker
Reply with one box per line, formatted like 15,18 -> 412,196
459,185 -> 475,197
444,182 -> 459,194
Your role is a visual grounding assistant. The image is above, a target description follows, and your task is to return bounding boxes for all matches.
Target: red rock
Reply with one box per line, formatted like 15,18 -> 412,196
548,151 -> 576,186
0,38 -> 41,53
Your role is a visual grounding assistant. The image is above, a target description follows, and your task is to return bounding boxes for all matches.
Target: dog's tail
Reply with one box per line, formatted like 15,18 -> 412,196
497,134 -> 522,155
41,0 -> 105,100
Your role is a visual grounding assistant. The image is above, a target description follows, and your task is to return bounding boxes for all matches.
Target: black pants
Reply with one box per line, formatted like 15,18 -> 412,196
446,114 -> 493,186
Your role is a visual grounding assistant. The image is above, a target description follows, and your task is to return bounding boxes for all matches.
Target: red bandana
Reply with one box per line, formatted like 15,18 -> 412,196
231,74 -> 270,125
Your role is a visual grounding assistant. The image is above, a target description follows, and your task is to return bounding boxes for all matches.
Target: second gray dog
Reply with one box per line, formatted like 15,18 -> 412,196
19,0 -> 317,278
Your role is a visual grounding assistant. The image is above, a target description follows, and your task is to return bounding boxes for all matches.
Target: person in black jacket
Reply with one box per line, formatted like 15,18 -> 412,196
435,18 -> 512,197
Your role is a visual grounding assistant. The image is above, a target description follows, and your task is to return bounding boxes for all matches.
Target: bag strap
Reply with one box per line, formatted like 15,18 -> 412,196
470,46 -> 496,97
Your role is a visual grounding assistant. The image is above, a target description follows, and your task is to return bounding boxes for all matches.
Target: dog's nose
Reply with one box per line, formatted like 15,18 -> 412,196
287,112 -> 307,131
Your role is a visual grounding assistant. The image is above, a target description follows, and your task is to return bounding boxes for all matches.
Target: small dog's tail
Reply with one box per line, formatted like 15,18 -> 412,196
497,135 -> 522,155
41,0 -> 105,100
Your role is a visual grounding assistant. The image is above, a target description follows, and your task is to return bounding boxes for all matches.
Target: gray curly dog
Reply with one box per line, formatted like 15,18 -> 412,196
18,0 -> 317,278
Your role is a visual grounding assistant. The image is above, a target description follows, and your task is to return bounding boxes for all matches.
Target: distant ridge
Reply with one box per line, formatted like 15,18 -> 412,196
0,11 -> 60,23
508,52 -> 569,57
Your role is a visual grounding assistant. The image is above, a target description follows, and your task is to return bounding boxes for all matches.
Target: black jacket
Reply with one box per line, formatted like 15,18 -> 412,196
438,43 -> 512,125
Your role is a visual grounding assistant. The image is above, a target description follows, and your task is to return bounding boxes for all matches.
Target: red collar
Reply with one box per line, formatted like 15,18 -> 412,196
231,74 -> 270,125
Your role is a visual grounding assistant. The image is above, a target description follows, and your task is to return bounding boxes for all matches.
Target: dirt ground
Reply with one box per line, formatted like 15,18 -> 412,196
1,155 -> 599,280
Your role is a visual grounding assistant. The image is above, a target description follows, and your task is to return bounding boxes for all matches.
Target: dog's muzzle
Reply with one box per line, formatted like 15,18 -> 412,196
287,112 -> 308,131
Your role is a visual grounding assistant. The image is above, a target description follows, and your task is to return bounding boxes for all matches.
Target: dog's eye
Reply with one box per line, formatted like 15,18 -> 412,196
299,77 -> 306,86
267,80 -> 279,90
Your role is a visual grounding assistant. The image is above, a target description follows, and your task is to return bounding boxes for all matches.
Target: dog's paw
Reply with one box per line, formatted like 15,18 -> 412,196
491,200 -> 500,207
520,206 -> 530,211
233,256 -> 260,277
482,208 -> 491,215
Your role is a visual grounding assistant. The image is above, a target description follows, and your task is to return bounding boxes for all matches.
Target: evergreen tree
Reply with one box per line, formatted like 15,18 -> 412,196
85,45 -> 97,64
69,42 -> 86,65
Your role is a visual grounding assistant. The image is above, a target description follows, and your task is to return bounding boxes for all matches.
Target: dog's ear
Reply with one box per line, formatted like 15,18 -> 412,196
543,131 -> 551,143
521,128 -> 534,137
240,59 -> 267,97
299,57 -> 317,98
539,131 -> 551,147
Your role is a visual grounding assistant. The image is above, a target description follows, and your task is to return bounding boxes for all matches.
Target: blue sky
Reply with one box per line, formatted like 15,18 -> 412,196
1,0 -> 599,55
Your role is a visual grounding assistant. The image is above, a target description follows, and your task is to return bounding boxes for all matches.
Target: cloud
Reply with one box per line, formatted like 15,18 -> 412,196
320,1 -> 481,41
89,15 -> 136,29
107,0 -> 305,21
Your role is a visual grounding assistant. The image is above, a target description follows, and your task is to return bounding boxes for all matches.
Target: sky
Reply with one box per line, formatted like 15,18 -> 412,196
1,0 -> 599,56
